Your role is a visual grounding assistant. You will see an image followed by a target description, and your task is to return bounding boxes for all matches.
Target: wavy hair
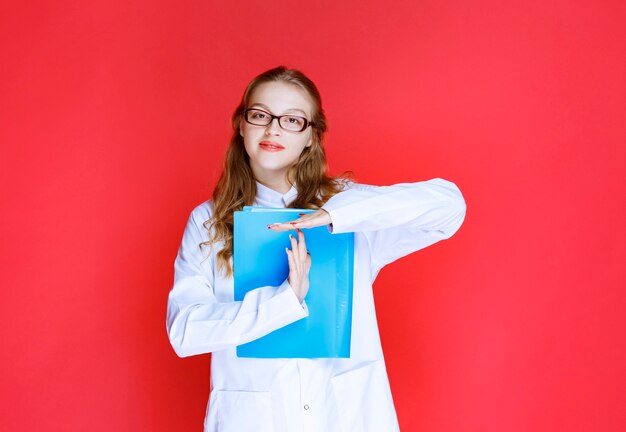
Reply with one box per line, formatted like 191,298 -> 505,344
202,66 -> 348,276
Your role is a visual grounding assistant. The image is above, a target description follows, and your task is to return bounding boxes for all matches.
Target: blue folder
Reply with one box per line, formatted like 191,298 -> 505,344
234,206 -> 354,358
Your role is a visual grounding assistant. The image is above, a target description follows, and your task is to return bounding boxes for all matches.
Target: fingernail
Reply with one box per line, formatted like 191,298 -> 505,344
290,222 -> 297,225
299,213 -> 306,217
267,224 -> 272,229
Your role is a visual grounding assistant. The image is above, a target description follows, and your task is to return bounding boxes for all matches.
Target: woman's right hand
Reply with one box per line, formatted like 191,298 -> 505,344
286,228 -> 311,303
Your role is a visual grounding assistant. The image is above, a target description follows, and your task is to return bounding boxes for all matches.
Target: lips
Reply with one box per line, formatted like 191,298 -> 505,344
259,141 -> 285,152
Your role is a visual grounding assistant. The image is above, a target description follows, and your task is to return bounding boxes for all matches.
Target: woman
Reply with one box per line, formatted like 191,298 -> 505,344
166,66 -> 466,432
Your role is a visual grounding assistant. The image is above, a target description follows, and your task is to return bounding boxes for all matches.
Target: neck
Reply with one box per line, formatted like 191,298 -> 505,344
254,174 -> 292,195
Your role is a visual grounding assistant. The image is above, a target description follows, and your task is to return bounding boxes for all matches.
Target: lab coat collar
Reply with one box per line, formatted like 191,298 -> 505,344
255,181 -> 298,207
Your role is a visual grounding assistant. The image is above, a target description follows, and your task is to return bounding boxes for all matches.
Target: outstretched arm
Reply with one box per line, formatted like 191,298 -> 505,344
269,178 -> 466,276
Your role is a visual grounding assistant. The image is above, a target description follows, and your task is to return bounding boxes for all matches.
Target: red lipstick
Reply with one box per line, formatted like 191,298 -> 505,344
259,141 -> 285,152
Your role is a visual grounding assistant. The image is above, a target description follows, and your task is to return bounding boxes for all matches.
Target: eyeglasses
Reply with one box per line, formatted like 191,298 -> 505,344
244,108 -> 313,132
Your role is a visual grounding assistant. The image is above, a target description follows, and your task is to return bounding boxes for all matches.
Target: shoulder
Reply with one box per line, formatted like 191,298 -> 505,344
332,177 -> 377,193
188,199 -> 214,224
183,199 -> 214,242
337,177 -> 461,192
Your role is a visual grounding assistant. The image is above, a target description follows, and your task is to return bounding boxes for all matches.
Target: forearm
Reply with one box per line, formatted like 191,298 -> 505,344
166,279 -> 308,357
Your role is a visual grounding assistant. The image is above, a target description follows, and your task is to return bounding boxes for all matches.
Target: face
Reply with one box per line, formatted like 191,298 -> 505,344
240,81 -> 314,188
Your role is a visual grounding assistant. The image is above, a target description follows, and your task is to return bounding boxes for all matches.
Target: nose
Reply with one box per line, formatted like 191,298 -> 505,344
265,117 -> 282,135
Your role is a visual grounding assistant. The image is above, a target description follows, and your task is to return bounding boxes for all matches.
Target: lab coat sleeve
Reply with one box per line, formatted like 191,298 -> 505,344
321,178 -> 466,276
166,205 -> 309,358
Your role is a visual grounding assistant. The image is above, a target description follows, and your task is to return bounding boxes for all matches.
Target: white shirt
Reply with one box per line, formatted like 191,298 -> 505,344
166,178 -> 466,432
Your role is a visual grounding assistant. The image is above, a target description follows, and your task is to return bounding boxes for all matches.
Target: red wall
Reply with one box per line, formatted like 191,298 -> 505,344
1,1 -> 625,430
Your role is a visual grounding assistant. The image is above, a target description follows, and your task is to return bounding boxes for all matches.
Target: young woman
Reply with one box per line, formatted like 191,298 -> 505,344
166,66 -> 466,432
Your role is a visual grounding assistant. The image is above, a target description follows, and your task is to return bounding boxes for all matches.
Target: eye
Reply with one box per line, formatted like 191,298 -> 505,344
251,111 -> 268,120
285,116 -> 305,126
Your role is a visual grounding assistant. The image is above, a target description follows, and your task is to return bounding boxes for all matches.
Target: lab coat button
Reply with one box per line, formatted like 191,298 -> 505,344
304,404 -> 310,410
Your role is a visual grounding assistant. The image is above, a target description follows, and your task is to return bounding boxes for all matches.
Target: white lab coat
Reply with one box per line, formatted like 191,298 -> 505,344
166,178 -> 466,432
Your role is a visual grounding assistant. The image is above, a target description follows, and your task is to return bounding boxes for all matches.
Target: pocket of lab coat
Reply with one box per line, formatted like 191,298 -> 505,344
213,390 -> 274,432
330,361 -> 398,432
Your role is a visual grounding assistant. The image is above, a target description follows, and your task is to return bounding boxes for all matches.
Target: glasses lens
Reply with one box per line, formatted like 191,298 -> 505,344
279,115 -> 307,132
246,109 -> 271,126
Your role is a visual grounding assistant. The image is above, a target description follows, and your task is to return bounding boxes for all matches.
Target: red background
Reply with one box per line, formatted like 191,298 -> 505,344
1,1 -> 625,431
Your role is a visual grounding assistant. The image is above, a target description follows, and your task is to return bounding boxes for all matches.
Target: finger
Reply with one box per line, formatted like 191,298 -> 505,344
268,213 -> 315,231
286,249 -> 301,294
296,213 -> 317,224
286,248 -> 298,282
290,219 -> 314,229
289,234 -> 300,265
268,222 -> 298,232
286,219 -> 314,230
289,233 -> 298,252
291,210 -> 332,229
268,209 -> 331,231
297,229 -> 307,256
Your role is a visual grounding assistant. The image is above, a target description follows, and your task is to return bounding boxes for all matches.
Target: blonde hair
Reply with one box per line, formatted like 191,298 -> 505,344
202,66 -> 348,276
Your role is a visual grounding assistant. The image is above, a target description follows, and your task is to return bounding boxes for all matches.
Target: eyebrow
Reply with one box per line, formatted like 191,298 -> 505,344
249,103 -> 308,117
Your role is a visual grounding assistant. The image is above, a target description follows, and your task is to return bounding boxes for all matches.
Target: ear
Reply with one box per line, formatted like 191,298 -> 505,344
305,133 -> 313,148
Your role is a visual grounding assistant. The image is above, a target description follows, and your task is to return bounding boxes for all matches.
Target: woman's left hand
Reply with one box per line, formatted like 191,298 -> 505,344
268,209 -> 332,232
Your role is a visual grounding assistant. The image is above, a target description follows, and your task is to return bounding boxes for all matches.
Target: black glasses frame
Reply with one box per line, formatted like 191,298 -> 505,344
244,108 -> 314,132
